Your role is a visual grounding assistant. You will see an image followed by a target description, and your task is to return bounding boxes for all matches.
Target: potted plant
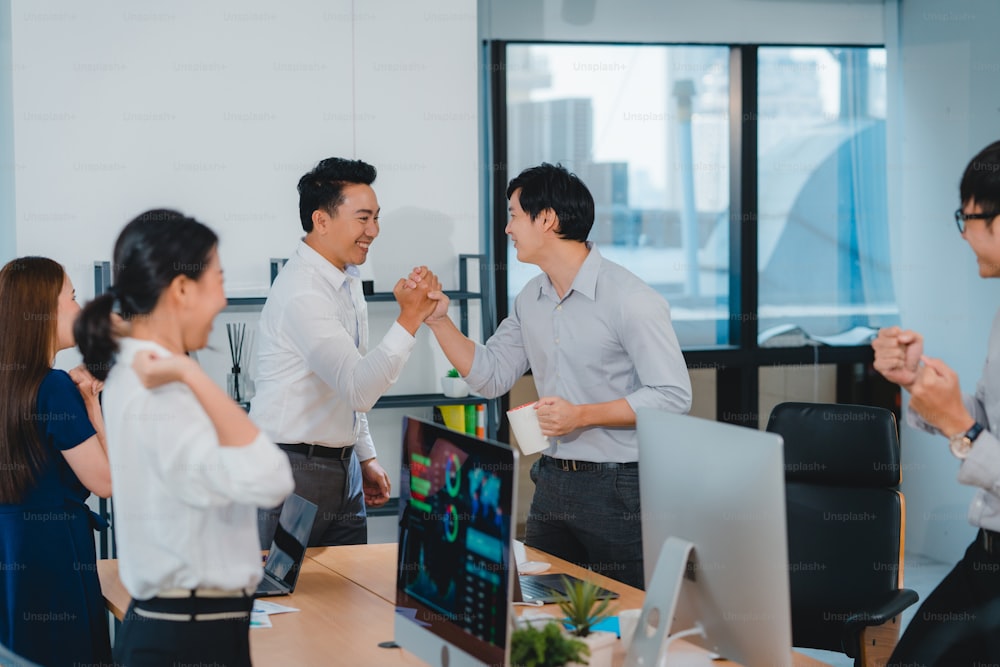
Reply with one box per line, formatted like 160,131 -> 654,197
556,576 -> 617,667
440,367 -> 470,398
510,621 -> 589,667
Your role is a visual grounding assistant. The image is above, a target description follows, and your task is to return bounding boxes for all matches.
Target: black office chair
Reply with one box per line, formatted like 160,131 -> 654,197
765,401 -> 919,667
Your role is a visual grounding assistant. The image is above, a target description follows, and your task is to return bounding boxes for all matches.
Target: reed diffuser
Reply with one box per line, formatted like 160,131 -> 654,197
226,322 -> 252,405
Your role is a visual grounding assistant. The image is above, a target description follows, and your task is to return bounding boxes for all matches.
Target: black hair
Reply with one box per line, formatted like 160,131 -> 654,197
505,163 -> 595,242
297,157 -> 377,232
74,209 -> 219,380
960,140 -> 1000,224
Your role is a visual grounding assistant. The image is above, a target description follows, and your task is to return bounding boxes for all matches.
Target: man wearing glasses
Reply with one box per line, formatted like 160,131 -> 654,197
873,140 -> 1000,664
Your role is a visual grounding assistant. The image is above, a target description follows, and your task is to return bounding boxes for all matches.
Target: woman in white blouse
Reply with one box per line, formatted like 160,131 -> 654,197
75,209 -> 294,666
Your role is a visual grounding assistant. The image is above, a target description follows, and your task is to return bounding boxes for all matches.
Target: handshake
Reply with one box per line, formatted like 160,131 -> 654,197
391,265 -> 451,334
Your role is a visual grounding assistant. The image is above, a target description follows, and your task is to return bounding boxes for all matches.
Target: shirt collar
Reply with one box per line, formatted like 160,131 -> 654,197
537,242 -> 600,302
295,240 -> 359,289
117,337 -> 175,364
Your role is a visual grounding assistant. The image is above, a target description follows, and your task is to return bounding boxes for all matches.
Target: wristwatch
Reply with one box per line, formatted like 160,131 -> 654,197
949,422 -> 985,460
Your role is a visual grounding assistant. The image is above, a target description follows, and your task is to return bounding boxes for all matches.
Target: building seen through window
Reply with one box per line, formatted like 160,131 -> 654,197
504,44 -> 894,347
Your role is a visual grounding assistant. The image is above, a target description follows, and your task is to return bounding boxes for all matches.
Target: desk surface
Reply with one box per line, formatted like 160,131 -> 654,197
99,544 -> 828,667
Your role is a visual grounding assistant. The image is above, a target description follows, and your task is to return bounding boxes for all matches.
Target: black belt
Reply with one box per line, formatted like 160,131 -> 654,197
133,592 -> 252,622
278,443 -> 355,460
981,528 -> 1000,555
541,455 -> 638,473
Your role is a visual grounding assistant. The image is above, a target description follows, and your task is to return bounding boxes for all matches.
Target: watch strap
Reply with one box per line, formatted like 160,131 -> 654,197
966,421 -> 985,443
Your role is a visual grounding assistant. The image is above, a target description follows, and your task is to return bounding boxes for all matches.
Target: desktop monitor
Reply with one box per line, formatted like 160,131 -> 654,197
394,416 -> 518,667
629,409 -> 792,667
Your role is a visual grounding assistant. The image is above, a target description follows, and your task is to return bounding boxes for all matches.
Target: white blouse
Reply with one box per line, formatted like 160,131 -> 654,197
103,338 -> 294,600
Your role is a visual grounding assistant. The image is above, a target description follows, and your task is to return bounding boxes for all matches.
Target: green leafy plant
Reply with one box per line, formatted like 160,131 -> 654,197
556,576 -> 614,637
446,368 -> 460,378
510,621 -> 589,667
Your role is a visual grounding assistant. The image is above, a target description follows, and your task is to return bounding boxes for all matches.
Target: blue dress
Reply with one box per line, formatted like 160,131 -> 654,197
0,370 -> 112,666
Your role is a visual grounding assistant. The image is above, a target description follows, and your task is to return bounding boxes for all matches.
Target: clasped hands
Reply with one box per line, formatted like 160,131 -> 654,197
872,326 -> 973,437
397,266 -> 450,324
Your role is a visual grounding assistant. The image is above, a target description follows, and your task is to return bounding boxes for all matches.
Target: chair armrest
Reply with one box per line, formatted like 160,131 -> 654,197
841,588 -> 920,657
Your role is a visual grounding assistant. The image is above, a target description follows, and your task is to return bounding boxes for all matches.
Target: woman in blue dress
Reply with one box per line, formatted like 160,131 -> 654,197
0,257 -> 113,666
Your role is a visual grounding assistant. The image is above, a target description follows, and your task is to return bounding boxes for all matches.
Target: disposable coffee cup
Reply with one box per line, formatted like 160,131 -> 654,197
506,402 -> 549,455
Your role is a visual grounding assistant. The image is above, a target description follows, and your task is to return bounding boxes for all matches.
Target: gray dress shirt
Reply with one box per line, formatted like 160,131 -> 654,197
908,308 -> 1000,531
465,244 -> 692,463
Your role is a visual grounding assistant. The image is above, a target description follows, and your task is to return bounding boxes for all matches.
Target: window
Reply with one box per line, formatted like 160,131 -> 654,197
504,44 -> 731,345
757,47 -> 894,340
490,42 -> 894,426
498,43 -> 893,348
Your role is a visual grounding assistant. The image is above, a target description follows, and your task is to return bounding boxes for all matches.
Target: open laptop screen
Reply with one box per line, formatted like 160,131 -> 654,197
395,416 -> 518,667
262,493 -> 317,593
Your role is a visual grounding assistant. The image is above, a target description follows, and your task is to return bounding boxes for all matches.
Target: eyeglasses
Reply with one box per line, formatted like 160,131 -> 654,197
955,208 -> 1000,233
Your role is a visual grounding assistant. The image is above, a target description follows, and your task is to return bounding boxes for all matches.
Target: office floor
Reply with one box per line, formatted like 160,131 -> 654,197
796,552 -> 952,666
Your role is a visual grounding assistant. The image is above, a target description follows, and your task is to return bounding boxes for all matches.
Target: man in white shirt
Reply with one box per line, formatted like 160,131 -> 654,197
252,157 -> 440,547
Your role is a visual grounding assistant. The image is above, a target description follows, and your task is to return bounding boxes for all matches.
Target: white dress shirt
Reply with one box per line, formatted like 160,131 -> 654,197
250,240 -> 416,460
102,338 -> 295,600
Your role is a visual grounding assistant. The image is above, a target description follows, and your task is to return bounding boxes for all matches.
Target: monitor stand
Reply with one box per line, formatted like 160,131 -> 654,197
623,537 -> 708,667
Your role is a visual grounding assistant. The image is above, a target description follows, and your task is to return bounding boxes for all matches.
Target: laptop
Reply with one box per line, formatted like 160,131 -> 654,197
255,494 -> 318,598
513,565 -> 620,605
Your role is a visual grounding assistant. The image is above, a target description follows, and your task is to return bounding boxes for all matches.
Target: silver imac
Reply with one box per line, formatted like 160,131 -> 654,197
627,409 -> 793,667
394,416 -> 518,667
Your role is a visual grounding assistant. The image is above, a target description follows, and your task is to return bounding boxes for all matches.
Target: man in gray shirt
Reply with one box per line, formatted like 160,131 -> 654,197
874,140 -> 1000,664
419,163 -> 692,588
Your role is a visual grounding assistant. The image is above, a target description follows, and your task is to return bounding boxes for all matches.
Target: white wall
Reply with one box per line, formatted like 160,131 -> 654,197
6,0 -> 480,494
0,0 -> 14,260
9,0 -> 479,297
889,0 -> 1000,562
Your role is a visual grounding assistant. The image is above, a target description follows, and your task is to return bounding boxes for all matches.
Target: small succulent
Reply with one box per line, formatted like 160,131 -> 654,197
446,368 -> 461,378
556,576 -> 614,638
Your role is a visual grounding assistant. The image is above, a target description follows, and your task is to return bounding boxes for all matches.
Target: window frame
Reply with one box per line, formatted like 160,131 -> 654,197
486,41 -> 890,431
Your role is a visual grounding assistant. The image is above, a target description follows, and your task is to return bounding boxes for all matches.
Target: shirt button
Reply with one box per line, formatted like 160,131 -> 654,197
556,305 -> 562,310
554,338 -> 560,344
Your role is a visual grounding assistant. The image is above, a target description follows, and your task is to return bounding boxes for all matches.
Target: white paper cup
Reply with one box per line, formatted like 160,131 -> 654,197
506,402 -> 549,455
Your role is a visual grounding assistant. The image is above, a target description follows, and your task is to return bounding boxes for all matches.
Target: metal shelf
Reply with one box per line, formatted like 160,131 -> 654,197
363,289 -> 481,303
225,296 -> 268,307
375,393 -> 489,409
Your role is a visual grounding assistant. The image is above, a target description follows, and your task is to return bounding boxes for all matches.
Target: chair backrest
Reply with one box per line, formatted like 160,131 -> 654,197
766,401 -> 901,487
765,401 -> 905,654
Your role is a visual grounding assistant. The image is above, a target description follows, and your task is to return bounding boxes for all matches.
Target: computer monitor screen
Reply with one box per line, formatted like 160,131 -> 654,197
395,416 -> 518,667
635,409 -> 793,667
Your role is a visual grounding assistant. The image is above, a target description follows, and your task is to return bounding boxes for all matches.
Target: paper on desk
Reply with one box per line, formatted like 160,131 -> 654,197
810,325 -> 878,346
253,600 -> 300,615
507,402 -> 549,455
250,610 -> 272,629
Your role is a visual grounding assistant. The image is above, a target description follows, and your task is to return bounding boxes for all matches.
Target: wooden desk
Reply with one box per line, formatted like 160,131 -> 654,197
99,546 -> 828,667
98,557 -> 423,667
